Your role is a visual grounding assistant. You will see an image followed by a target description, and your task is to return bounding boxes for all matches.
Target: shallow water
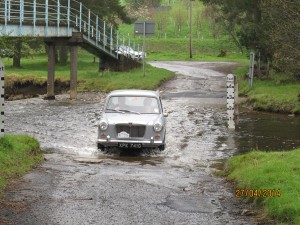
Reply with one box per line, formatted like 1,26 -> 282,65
232,109 -> 300,153
2,61 -> 299,225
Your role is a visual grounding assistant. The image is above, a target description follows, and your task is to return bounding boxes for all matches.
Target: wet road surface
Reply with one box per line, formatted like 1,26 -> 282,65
2,61 -> 294,224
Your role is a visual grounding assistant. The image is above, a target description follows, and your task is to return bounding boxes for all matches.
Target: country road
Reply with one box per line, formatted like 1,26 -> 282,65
1,61 -> 258,225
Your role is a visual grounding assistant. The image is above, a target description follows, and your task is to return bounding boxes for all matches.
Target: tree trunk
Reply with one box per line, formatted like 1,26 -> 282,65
13,40 -> 22,68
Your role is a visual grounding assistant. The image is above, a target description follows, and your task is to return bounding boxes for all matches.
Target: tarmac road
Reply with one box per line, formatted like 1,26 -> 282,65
1,61 -> 257,225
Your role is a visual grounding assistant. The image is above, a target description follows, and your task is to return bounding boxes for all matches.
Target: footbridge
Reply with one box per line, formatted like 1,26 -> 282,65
0,0 -> 141,99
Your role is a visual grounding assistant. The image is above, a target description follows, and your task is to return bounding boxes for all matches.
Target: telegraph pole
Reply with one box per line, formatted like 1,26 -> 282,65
189,0 -> 192,59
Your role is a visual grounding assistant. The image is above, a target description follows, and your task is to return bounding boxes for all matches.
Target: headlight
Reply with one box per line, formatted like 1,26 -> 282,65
153,122 -> 163,132
99,121 -> 108,131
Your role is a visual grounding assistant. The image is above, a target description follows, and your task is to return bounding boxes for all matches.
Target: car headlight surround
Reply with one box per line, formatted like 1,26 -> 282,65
153,122 -> 163,132
99,121 -> 108,131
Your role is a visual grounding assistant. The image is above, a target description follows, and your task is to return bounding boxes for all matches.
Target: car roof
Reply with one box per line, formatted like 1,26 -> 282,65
107,89 -> 160,98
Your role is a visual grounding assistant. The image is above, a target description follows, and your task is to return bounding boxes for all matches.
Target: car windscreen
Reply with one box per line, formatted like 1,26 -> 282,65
106,96 -> 160,114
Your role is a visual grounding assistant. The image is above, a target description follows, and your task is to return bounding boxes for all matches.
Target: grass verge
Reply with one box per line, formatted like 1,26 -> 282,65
226,149 -> 300,225
2,51 -> 175,93
235,66 -> 300,115
0,134 -> 44,196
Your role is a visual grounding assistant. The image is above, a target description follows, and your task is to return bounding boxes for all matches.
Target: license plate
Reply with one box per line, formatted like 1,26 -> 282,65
118,143 -> 142,149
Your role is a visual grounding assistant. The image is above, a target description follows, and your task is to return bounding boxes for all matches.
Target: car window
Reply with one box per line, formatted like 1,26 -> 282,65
106,96 -> 160,114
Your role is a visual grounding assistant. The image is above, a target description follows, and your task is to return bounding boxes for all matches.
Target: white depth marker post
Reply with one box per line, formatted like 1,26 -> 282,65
227,74 -> 235,129
0,61 -> 4,137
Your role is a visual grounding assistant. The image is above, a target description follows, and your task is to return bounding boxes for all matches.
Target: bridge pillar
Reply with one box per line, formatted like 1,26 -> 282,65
46,43 -> 55,100
70,45 -> 78,99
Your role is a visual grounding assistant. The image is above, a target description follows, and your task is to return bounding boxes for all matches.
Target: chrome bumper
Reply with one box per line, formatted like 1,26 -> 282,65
97,136 -> 163,146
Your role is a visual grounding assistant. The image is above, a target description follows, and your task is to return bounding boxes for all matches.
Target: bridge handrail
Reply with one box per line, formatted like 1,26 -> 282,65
0,0 -> 140,59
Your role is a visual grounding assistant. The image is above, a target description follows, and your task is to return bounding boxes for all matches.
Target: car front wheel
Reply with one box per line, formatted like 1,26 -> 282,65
158,144 -> 165,151
97,143 -> 105,151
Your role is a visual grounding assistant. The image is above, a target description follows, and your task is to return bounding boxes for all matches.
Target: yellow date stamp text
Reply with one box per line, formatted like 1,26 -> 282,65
235,189 -> 281,198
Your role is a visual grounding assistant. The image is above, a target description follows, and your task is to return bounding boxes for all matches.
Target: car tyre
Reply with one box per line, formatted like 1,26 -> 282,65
97,143 -> 105,151
159,144 -> 165,151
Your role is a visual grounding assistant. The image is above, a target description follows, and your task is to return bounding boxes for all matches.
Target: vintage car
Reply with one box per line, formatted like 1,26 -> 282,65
116,45 -> 146,59
97,90 -> 167,151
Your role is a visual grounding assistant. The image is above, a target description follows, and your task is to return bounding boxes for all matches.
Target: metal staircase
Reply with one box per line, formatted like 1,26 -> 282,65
0,0 -> 136,59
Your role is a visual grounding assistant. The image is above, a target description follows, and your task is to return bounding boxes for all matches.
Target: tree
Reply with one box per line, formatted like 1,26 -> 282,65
260,0 -> 300,78
0,37 -> 43,68
200,0 -> 300,78
155,10 -> 169,38
193,5 -> 202,39
125,0 -> 162,10
172,4 -> 187,33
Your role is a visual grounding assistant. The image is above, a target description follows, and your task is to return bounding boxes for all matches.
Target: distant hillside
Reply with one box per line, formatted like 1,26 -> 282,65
118,0 -> 246,61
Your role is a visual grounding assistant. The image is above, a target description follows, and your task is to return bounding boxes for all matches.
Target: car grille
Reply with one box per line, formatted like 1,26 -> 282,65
116,125 -> 146,138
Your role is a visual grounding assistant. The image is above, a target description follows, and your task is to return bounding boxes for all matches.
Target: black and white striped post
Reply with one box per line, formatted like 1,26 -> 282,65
227,74 -> 238,129
0,61 -> 4,136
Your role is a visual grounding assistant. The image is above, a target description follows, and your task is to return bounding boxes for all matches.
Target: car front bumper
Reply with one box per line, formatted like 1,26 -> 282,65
97,136 -> 164,148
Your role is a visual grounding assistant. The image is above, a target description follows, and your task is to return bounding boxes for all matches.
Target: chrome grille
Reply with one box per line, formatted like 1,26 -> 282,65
116,125 -> 145,138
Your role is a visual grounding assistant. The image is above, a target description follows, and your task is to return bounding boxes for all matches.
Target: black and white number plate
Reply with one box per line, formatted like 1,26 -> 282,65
118,143 -> 142,149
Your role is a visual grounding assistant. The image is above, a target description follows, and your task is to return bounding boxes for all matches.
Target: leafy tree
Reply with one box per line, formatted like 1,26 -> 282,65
0,36 -> 43,68
172,4 -> 187,33
154,10 -> 169,38
193,5 -> 202,39
125,0 -> 162,10
260,0 -> 300,78
200,0 -> 300,78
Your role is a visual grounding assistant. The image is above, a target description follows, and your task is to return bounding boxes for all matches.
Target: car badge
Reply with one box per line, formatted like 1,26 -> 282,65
128,122 -> 132,126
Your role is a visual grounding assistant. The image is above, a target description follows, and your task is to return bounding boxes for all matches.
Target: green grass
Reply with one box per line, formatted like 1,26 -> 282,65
78,63 -> 174,92
2,50 -> 175,92
235,67 -> 300,114
0,135 -> 44,196
119,24 -> 247,62
118,0 -> 248,62
227,149 -> 300,225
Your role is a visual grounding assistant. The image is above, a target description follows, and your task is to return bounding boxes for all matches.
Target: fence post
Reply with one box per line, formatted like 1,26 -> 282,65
4,0 -> 7,34
110,26 -> 113,53
57,0 -> 60,36
0,61 -> 5,137
103,21 -> 106,49
67,0 -> 70,35
33,0 -> 36,35
79,2 -> 82,32
249,52 -> 255,87
20,0 -> 24,35
45,0 -> 48,36
88,9 -> 91,39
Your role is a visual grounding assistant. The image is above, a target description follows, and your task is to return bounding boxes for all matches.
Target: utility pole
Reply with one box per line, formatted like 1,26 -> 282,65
189,0 -> 192,59
143,21 -> 146,76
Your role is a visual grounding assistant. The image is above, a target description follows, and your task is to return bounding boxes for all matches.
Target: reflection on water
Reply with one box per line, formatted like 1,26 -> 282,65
93,148 -> 165,165
232,109 -> 300,153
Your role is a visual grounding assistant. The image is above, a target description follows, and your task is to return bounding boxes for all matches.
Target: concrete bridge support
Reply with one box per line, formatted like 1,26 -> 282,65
44,32 -> 141,100
46,43 -> 55,100
44,33 -> 82,100
99,54 -> 141,72
70,45 -> 78,99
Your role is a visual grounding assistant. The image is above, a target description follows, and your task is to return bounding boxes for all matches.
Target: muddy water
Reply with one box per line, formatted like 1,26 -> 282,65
2,61 -> 299,225
231,109 -> 300,153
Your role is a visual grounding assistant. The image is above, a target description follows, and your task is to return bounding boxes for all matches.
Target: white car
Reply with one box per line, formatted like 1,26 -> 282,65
97,90 -> 167,151
116,45 -> 146,59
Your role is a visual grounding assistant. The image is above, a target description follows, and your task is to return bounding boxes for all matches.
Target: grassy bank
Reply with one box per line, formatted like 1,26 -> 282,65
227,149 -> 300,225
3,51 -> 175,94
0,135 -> 44,196
235,66 -> 300,115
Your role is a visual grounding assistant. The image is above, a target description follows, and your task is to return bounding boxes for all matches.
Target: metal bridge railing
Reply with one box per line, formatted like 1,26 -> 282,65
0,0 -> 140,59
